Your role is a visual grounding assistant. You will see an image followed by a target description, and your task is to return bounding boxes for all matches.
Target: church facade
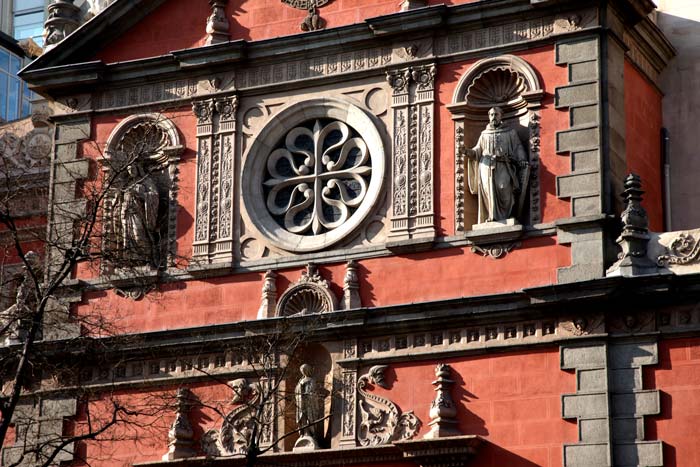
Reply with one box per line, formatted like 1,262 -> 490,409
4,0 -> 700,466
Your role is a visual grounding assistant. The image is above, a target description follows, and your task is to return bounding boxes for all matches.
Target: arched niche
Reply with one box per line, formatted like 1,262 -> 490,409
101,114 -> 184,272
448,55 -> 544,232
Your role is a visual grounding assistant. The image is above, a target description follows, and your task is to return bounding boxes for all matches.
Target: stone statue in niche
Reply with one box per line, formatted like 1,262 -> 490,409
0,252 -> 40,346
460,107 -> 529,227
293,364 -> 322,451
112,162 -> 161,266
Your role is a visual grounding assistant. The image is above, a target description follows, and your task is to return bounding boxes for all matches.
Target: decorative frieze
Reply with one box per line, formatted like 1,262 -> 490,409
387,64 -> 436,242
192,96 -> 238,263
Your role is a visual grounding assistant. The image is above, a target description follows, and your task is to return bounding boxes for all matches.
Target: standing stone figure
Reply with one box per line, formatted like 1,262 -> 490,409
461,107 -> 529,225
114,163 -> 160,264
0,252 -> 39,346
293,364 -> 321,451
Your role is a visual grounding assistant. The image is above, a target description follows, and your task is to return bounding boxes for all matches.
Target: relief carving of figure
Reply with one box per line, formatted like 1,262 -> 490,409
461,107 -> 529,224
113,163 -> 161,265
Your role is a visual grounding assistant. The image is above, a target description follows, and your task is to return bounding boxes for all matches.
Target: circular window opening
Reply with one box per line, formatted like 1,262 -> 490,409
242,99 -> 385,253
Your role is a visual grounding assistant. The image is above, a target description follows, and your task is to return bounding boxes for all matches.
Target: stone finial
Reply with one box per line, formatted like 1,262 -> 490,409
162,388 -> 196,461
206,0 -> 230,45
43,0 -> 81,51
257,270 -> 277,319
340,260 -> 361,310
607,174 -> 658,277
399,0 -> 428,11
424,364 -> 461,439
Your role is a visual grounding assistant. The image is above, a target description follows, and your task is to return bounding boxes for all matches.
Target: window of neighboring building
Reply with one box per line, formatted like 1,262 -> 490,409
0,47 -> 32,122
13,0 -> 45,46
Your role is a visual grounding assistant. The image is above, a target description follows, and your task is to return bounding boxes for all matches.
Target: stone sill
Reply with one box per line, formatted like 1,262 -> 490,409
134,436 -> 482,467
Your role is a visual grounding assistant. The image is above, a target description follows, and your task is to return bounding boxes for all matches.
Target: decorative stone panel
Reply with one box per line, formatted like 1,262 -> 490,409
387,64 -> 436,243
192,96 -> 238,263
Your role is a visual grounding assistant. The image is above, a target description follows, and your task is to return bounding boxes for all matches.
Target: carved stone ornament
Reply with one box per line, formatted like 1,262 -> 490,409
281,0 -> 333,31
424,364 -> 460,439
206,0 -> 230,45
162,388 -> 196,461
607,174 -> 657,276
103,114 -> 183,271
257,270 -> 278,319
43,0 -> 80,51
201,378 -> 266,457
357,365 -> 421,446
115,284 -> 155,301
657,232 -> 700,266
340,260 -> 361,310
276,264 -> 337,316
471,241 -> 520,259
242,98 -> 385,253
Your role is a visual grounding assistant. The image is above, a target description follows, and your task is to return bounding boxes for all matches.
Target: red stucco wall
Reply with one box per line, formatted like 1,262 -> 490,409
646,337 -> 700,467
94,0 -> 484,64
624,60 -> 664,231
73,348 -> 575,466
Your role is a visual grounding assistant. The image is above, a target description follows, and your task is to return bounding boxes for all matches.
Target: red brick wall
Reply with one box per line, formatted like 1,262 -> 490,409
645,337 -> 700,467
624,60 -> 664,231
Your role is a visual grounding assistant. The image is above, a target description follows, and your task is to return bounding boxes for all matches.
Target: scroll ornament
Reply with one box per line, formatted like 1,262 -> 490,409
357,365 -> 421,446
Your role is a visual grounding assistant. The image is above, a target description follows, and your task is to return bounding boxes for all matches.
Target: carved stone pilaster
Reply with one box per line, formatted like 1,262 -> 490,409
192,95 -> 238,263
257,270 -> 277,319
340,260 -> 361,310
424,364 -> 460,439
339,369 -> 357,447
43,0 -> 80,51
387,64 -> 436,243
205,0 -> 230,45
162,388 -> 196,461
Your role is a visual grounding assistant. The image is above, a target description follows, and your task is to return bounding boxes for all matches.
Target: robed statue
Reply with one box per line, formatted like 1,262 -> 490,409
461,107 -> 529,225
112,163 -> 161,265
293,364 -> 321,451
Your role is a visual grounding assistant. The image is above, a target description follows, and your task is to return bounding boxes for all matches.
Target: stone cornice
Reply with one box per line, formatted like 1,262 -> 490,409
133,436 -> 483,467
23,0 -> 618,98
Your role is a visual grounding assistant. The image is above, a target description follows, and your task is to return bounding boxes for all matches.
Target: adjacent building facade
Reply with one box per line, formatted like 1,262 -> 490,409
4,0 -> 700,466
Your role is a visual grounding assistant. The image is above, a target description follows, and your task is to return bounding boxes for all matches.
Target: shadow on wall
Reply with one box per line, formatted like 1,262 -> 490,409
657,11 -> 700,230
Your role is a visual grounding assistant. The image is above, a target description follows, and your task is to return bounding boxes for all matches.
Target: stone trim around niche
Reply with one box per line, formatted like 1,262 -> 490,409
449,54 -> 544,237
241,97 -> 386,254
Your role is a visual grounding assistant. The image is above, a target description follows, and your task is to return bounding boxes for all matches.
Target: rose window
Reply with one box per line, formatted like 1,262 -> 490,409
242,99 -> 385,253
264,119 -> 371,236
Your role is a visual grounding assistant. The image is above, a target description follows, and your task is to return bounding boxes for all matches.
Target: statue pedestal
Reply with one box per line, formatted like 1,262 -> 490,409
471,218 -> 518,231
293,435 -> 318,452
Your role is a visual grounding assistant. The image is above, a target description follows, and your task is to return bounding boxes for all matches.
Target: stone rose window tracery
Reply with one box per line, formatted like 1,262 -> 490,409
242,98 -> 385,253
264,119 -> 372,237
